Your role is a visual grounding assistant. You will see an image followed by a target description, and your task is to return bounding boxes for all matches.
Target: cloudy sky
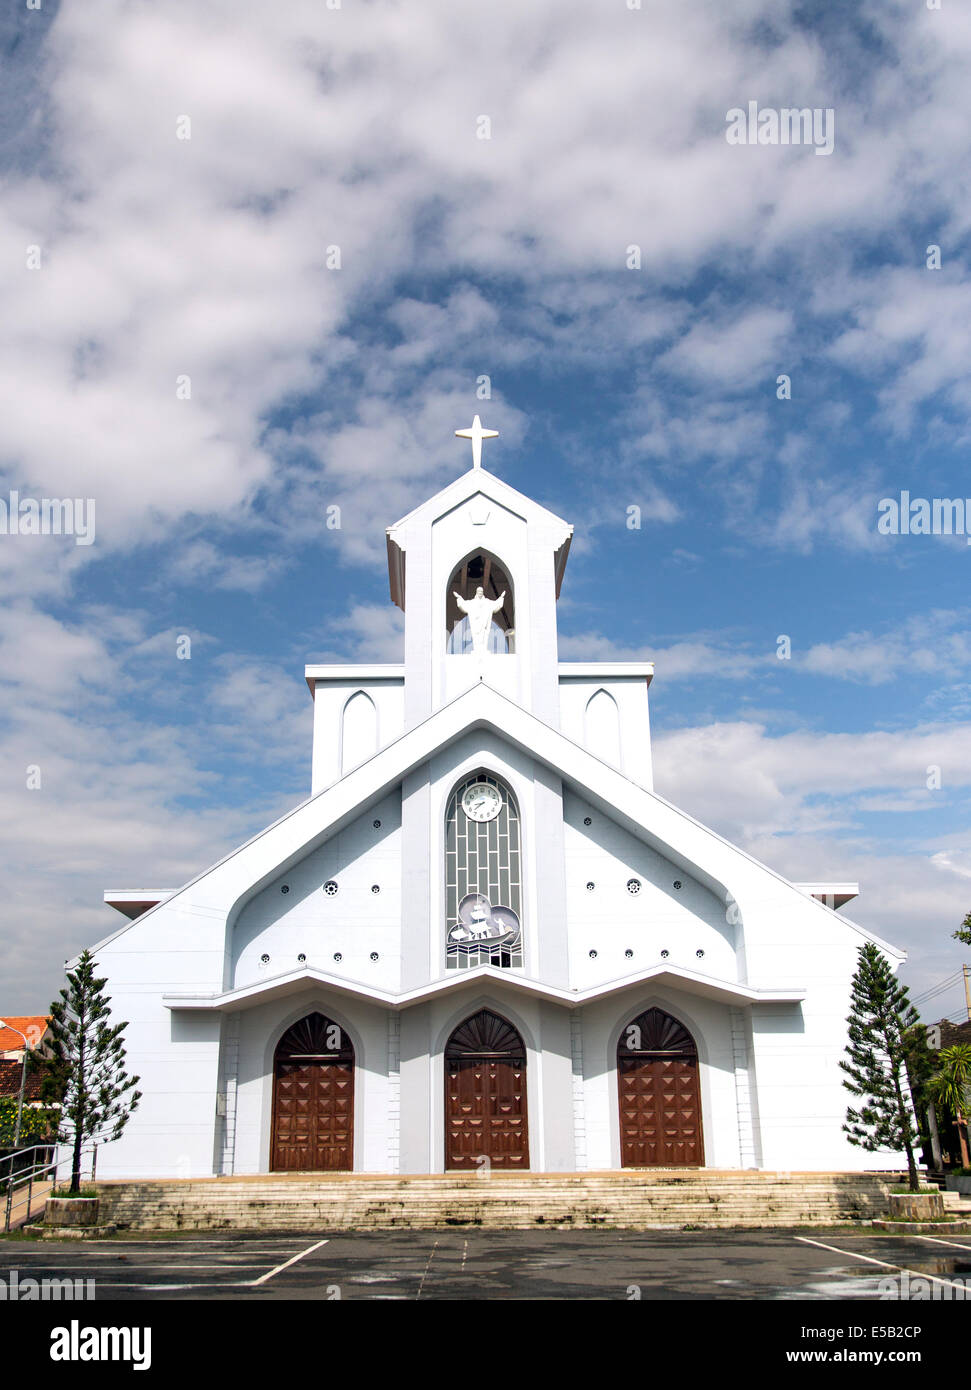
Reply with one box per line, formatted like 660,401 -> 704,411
2,0 -> 970,1023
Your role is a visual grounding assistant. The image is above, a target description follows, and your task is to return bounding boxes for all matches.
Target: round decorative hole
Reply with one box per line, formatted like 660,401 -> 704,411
370,951 -> 379,962
626,878 -> 641,895
260,953 -> 270,964
660,949 -> 670,959
323,880 -> 339,896
280,885 -> 289,894
373,819 -> 381,829
624,948 -> 633,959
371,884 -> 380,895
589,949 -> 598,959
333,952 -> 342,963
696,948 -> 705,958
297,953 -> 306,964
673,880 -> 682,890
586,881 -> 595,892
583,816 -> 592,826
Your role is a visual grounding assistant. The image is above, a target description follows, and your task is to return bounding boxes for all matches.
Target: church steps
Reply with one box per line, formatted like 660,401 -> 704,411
90,1173 -> 891,1231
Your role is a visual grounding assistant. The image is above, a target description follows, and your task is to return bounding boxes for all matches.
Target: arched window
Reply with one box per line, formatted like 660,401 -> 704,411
446,551 -> 515,654
445,771 -> 523,969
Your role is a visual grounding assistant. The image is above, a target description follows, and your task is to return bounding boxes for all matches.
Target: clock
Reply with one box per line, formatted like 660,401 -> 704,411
462,782 -> 502,822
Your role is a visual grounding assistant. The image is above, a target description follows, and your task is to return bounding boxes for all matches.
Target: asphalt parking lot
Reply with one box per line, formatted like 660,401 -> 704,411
2,1228 -> 971,1300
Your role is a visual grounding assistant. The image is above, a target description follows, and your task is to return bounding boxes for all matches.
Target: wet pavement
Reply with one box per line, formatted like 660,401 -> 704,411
2,1227 -> 971,1299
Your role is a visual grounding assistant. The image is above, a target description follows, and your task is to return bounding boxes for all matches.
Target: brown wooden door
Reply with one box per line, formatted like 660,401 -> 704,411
445,1010 -> 529,1169
618,1008 -> 704,1167
271,1012 -> 354,1172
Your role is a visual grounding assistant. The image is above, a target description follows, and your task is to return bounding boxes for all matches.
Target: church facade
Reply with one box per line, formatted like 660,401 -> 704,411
91,425 -> 906,1178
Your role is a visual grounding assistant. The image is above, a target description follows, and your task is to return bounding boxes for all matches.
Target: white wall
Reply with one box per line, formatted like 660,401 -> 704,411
558,670 -> 654,789
309,673 -> 404,794
562,790 -> 738,991
232,792 -> 402,994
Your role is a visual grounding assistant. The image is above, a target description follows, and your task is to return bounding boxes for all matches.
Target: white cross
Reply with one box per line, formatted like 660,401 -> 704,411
454,415 -> 499,470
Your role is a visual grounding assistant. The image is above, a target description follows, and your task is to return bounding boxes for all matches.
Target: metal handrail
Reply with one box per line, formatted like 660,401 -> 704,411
2,1140 -> 99,1232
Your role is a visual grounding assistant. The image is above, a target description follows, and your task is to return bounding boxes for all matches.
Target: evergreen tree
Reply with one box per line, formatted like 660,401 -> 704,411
47,950 -> 141,1194
840,943 -> 929,1193
954,910 -> 971,947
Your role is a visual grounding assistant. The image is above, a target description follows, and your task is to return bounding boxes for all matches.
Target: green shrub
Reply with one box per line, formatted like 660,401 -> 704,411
0,1098 -> 59,1148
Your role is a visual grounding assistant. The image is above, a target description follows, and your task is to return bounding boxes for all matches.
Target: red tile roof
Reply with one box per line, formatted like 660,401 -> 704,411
0,1017 -> 50,1052
0,1059 -> 48,1101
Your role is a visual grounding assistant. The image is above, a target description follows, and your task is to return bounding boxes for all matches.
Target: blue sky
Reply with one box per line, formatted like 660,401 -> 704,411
1,0 -> 970,1023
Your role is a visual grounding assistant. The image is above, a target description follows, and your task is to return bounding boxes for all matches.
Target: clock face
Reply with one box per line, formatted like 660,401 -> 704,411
462,782 -> 502,822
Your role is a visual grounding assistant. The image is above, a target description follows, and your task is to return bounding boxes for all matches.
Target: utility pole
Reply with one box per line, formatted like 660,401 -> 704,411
964,964 -> 971,1024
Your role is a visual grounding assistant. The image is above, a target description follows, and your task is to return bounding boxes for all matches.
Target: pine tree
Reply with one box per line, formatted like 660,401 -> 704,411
47,950 -> 141,1194
840,942 -> 929,1193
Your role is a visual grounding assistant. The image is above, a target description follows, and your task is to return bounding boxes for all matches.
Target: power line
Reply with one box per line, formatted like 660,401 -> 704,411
911,970 -> 964,1006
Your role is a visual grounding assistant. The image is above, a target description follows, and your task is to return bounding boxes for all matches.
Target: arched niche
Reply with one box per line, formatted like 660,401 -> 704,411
585,688 -> 621,767
446,551 -> 515,654
341,690 -> 377,774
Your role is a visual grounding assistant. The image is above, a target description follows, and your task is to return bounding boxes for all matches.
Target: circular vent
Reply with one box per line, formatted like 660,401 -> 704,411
323,880 -> 339,897
626,878 -> 641,895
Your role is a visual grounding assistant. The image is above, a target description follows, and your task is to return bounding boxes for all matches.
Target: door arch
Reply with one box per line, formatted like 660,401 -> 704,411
271,1011 -> 354,1171
445,1009 -> 529,1170
617,1007 -> 704,1167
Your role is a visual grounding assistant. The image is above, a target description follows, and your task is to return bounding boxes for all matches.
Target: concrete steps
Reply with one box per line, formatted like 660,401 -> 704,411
93,1172 -> 892,1231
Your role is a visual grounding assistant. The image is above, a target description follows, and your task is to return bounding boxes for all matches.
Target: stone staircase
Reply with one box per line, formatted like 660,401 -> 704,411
93,1171 -> 893,1232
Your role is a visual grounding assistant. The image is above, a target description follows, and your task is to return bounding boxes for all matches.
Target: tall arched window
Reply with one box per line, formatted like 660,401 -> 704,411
445,771 -> 523,969
446,552 -> 515,654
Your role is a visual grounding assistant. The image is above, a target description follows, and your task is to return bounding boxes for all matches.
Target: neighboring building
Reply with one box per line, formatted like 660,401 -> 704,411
0,1017 -> 52,1062
86,430 -> 907,1178
0,1061 -> 47,1103
939,1018 -> 971,1048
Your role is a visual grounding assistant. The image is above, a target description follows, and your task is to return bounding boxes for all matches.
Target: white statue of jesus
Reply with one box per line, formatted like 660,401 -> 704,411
453,586 -> 506,655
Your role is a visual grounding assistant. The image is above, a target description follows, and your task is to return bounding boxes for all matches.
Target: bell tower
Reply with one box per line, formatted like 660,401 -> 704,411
386,417 -> 573,730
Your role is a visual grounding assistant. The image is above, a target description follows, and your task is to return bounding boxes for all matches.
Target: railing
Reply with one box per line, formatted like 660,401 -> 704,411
1,1141 -> 98,1233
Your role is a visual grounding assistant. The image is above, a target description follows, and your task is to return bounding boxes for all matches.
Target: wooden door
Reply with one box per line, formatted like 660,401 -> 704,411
445,1010 -> 529,1169
617,1008 -> 704,1167
271,1012 -> 354,1171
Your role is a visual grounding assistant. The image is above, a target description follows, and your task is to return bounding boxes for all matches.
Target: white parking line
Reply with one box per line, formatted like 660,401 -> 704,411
912,1234 -> 971,1252
246,1239 -> 329,1286
795,1235 -> 970,1295
416,1240 -> 440,1300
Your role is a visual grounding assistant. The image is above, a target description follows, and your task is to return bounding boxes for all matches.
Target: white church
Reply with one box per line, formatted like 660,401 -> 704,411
91,420 -> 906,1178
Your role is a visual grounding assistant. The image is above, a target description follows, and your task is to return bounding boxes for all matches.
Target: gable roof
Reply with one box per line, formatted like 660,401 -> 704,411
84,682 -> 904,969
386,466 -> 573,608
